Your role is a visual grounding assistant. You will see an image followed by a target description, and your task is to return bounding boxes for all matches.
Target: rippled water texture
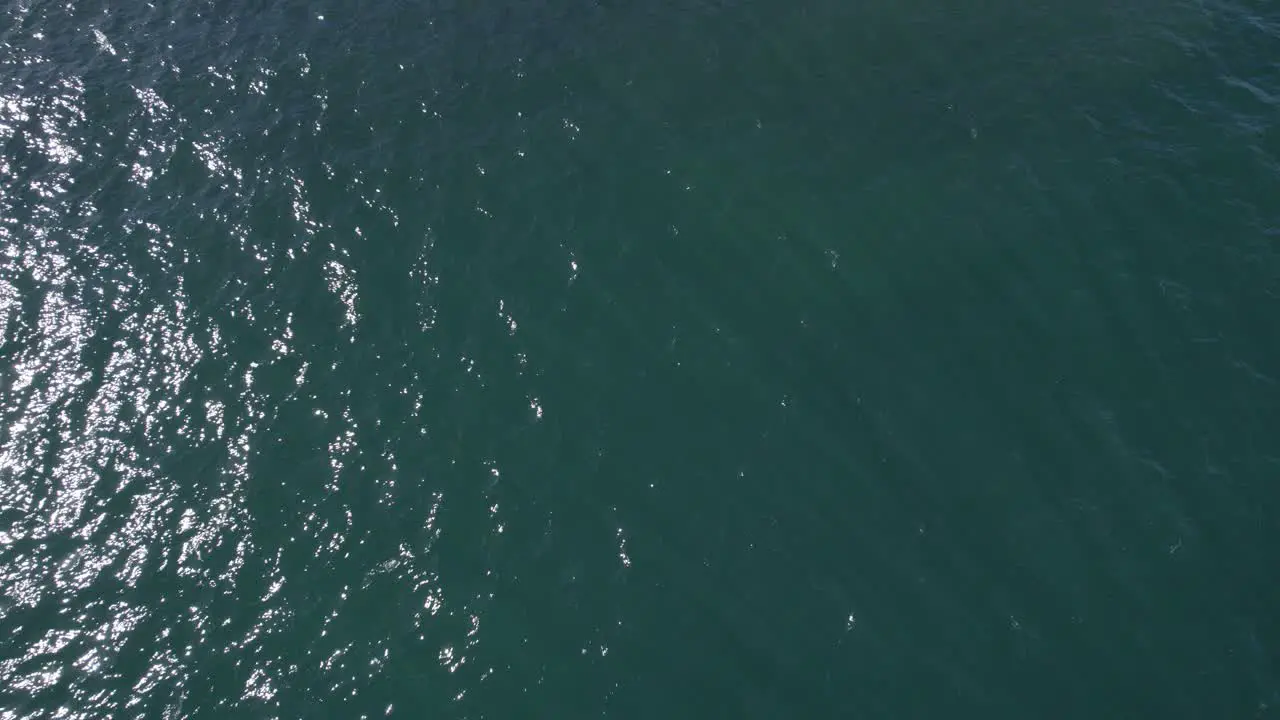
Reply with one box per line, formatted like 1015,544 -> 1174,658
3,0 -> 1279,717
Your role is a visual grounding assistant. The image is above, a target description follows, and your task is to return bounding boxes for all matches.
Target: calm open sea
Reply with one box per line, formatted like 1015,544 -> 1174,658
2,0 -> 1278,717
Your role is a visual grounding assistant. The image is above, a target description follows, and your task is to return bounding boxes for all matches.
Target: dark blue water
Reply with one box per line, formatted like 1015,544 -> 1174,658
2,0 -> 1279,717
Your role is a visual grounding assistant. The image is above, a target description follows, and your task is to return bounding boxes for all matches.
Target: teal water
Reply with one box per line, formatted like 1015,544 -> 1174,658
3,0 -> 1279,717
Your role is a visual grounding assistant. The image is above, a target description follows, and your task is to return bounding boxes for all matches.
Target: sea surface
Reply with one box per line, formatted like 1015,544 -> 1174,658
2,0 -> 1279,717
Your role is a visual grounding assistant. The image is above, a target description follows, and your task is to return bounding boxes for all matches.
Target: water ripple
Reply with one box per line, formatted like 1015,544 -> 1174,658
2,0 -> 1279,717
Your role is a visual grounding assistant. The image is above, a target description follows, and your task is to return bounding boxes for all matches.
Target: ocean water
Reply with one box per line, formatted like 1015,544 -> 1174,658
2,0 -> 1279,717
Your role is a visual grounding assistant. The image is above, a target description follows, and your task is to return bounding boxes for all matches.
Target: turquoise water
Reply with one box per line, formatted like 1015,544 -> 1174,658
2,0 -> 1279,717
